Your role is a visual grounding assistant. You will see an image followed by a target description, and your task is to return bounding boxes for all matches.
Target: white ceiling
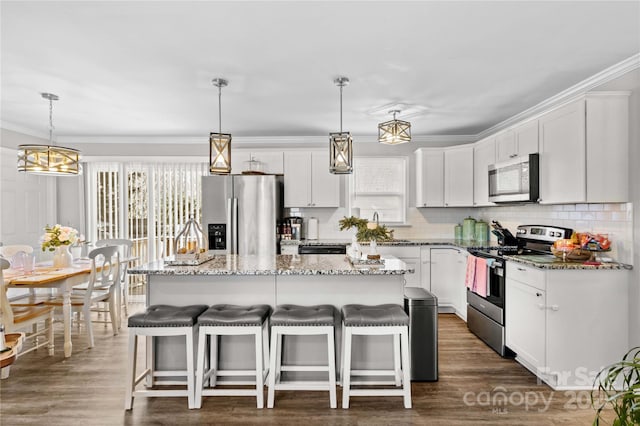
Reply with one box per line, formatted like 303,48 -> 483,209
1,1 -> 639,143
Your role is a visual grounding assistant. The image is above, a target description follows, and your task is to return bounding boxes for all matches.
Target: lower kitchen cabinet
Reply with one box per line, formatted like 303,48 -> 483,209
376,246 -> 421,287
505,261 -> 629,390
429,247 -> 467,320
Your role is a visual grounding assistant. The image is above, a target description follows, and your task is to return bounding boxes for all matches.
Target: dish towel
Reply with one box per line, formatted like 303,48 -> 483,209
474,257 -> 488,297
465,255 -> 476,289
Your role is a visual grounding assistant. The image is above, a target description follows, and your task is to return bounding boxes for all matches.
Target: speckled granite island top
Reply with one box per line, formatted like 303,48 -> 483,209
280,238 -> 507,250
129,254 -> 414,276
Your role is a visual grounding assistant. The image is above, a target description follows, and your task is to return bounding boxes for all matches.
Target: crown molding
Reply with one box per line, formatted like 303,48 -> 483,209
476,53 -> 640,140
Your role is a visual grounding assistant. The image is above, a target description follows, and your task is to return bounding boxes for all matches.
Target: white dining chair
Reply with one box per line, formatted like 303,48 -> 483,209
45,246 -> 120,348
95,238 -> 133,318
1,258 -> 55,357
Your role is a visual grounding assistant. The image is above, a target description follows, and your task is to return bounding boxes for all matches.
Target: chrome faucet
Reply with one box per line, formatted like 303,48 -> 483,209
372,211 -> 379,226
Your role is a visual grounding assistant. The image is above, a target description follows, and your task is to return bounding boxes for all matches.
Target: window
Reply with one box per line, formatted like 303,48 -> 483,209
350,156 -> 407,224
86,161 -> 208,263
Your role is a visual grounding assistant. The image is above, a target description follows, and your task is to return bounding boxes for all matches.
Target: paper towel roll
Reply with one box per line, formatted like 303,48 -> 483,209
307,217 -> 319,240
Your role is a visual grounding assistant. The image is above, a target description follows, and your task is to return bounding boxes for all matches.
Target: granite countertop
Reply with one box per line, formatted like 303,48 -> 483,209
280,238 -> 506,250
504,254 -> 633,270
129,254 -> 414,276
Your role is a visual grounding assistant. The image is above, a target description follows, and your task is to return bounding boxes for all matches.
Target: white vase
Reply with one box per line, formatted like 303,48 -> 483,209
53,245 -> 73,268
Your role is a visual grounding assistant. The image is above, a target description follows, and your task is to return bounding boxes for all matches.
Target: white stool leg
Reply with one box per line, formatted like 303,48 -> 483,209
195,328 -> 207,409
146,335 -> 154,388
186,329 -> 196,409
339,322 -> 345,386
341,326 -> 353,409
255,327 -> 264,408
262,321 -> 270,382
400,327 -> 412,409
210,334 -> 218,387
327,328 -> 337,409
275,332 -> 283,385
267,328 -> 279,408
125,332 -> 137,410
393,333 -> 401,387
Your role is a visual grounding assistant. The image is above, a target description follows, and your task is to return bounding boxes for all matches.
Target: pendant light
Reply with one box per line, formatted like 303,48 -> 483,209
17,93 -> 80,175
209,78 -> 232,174
329,76 -> 353,174
378,109 -> 411,145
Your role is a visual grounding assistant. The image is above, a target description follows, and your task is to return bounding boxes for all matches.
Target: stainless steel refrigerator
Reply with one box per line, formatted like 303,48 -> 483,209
201,175 -> 283,256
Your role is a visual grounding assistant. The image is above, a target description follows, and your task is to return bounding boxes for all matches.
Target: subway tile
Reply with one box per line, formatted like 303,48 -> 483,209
558,212 -> 569,219
579,212 -> 596,221
569,212 -> 582,220
563,205 -> 576,211
575,203 -> 589,211
588,204 -> 604,211
596,212 -> 611,221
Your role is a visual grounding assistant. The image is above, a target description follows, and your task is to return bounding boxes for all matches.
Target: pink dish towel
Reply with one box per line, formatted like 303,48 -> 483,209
465,255 -> 476,289
474,257 -> 488,297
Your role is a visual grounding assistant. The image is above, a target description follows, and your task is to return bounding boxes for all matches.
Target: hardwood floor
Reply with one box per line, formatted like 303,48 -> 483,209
0,310 -> 607,425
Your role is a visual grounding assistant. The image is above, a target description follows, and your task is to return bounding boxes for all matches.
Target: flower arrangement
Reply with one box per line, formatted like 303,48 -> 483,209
41,224 -> 79,251
338,216 -> 394,242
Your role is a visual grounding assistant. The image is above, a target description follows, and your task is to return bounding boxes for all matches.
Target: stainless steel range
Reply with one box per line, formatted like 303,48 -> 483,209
466,223 -> 573,357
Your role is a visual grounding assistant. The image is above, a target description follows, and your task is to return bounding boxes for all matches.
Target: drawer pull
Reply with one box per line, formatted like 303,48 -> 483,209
517,267 -> 526,271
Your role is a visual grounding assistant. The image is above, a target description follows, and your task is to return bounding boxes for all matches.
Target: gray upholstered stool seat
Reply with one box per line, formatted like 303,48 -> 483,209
341,304 -> 409,327
267,304 -> 338,409
340,303 -> 412,409
195,304 -> 272,409
197,304 -> 271,326
128,304 -> 208,328
125,304 -> 208,410
270,304 -> 337,326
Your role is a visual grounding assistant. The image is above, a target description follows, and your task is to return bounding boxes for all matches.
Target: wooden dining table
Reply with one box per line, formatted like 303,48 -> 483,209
3,257 -> 136,358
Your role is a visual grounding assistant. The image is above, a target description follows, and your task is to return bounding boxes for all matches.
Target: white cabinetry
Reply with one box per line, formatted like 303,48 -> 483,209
473,138 -> 495,206
415,149 -> 444,207
376,246 -> 421,287
444,145 -> 474,207
505,261 -> 629,389
496,121 -> 539,162
284,151 -> 340,208
539,93 -> 629,204
231,151 -> 284,175
429,247 -> 467,320
539,100 -> 586,204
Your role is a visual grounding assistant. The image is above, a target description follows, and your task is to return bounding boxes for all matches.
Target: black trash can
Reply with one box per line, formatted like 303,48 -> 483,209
404,287 -> 438,381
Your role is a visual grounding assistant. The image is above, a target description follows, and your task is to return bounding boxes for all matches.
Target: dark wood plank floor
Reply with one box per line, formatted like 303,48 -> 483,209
0,311 -> 608,425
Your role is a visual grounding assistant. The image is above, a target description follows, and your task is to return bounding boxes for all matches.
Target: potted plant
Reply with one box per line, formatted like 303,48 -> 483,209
592,346 -> 640,425
338,216 -> 394,242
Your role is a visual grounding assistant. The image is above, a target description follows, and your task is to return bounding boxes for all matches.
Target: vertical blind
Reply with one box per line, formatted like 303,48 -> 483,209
86,161 -> 208,264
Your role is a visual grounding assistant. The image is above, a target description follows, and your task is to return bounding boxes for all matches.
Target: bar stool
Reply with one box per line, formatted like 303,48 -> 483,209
341,304 -> 411,409
267,304 -> 338,409
124,304 -> 208,410
195,304 -> 271,409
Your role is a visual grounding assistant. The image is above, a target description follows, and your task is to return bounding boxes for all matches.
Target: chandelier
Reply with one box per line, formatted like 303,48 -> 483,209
378,109 -> 411,145
17,93 -> 80,175
329,76 -> 353,174
209,78 -> 232,174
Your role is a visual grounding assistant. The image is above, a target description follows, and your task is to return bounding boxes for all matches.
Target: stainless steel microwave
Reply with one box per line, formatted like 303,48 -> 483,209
488,153 -> 539,203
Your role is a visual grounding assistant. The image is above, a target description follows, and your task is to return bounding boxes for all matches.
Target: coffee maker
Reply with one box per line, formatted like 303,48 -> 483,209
284,217 -> 303,241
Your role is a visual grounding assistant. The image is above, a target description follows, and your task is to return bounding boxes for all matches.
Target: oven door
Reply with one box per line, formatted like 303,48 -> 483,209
466,253 -> 505,323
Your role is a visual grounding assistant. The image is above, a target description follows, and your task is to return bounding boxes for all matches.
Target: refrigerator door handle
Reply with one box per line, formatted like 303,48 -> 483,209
232,197 -> 238,254
226,198 -> 233,254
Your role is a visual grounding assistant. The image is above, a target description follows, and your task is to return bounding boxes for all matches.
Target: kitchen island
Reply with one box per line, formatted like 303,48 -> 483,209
129,254 -> 414,377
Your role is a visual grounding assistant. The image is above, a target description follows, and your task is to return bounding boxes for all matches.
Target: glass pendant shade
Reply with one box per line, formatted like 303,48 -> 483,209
17,145 -> 80,175
209,132 -> 232,174
378,110 -> 411,145
329,132 -> 353,174
18,92 -> 80,176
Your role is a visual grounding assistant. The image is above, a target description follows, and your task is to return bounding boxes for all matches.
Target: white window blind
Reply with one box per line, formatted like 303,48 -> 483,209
351,157 -> 407,224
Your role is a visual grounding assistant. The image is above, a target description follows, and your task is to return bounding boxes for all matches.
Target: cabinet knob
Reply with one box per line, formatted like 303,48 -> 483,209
510,154 -> 518,158
423,203 -> 427,207
550,305 -> 559,311
535,292 -> 542,297
537,303 -> 545,310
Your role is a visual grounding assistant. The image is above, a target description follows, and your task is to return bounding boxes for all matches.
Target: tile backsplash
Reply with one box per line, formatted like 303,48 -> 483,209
293,203 -> 633,265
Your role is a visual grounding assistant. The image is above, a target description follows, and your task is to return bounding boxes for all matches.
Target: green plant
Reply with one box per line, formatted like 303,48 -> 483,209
338,216 -> 394,242
592,346 -> 640,426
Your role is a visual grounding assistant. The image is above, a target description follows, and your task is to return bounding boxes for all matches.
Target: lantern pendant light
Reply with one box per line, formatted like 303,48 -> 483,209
17,93 -> 80,176
209,78 -> 232,174
378,109 -> 411,145
329,76 -> 353,174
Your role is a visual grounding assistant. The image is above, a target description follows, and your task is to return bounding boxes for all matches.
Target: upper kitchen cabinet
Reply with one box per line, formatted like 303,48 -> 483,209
585,92 -> 629,203
415,148 -> 444,207
231,151 -> 284,175
444,145 -> 474,207
284,151 -> 340,208
495,120 -> 539,162
539,92 -> 629,204
473,137 -> 495,206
